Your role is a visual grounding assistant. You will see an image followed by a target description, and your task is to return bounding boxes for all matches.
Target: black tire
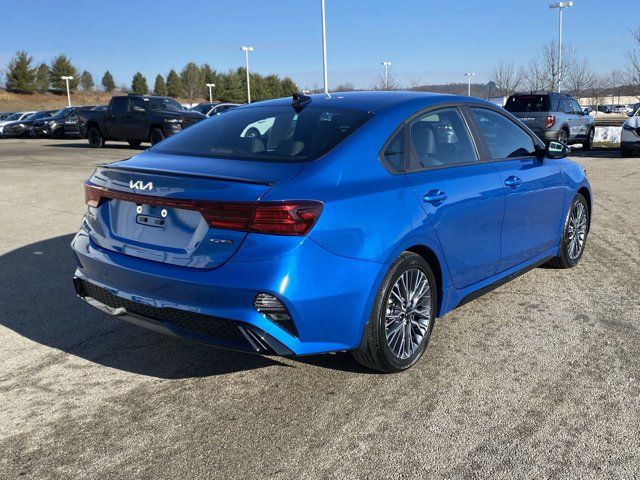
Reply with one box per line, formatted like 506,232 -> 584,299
127,139 -> 142,147
52,127 -> 66,139
87,126 -> 104,148
150,128 -> 165,145
547,193 -> 589,269
558,128 -> 569,145
583,128 -> 594,151
352,252 -> 437,373
620,146 -> 633,157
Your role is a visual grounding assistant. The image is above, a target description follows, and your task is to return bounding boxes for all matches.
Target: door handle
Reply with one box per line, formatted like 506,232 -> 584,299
504,176 -> 522,188
422,190 -> 448,204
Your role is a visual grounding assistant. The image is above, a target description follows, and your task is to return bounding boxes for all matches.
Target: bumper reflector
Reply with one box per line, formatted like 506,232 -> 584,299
253,293 -> 298,337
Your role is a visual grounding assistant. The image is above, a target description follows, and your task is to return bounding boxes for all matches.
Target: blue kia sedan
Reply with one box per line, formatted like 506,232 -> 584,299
72,91 -> 591,372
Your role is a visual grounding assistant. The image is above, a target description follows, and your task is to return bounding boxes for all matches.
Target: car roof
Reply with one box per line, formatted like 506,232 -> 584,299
244,90 -> 490,113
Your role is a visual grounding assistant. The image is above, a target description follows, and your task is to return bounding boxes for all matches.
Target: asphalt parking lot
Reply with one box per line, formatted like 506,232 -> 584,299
1,138 -> 639,479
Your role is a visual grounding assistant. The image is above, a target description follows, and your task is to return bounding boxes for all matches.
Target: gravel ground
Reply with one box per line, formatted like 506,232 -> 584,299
0,139 -> 639,480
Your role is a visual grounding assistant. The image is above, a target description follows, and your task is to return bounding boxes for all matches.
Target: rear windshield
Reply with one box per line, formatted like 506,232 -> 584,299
504,95 -> 550,112
152,105 -> 370,162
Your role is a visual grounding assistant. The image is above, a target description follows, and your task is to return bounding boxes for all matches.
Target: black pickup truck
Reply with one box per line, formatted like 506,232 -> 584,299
77,94 -> 205,148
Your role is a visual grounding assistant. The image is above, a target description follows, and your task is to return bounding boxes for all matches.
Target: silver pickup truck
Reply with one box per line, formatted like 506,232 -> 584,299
504,93 -> 595,150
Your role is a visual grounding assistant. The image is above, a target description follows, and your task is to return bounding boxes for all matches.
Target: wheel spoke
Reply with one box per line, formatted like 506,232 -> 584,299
384,268 -> 432,359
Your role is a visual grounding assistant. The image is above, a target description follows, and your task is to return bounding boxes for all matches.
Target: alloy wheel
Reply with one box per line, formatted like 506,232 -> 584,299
385,268 -> 432,360
567,202 -> 587,260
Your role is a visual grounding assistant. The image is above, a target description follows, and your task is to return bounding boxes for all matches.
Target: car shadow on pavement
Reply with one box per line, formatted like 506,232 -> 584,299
570,148 -> 622,159
0,234 -> 291,379
44,143 -> 146,150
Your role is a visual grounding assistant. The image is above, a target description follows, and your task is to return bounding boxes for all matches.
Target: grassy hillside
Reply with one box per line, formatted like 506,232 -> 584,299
0,90 -> 208,111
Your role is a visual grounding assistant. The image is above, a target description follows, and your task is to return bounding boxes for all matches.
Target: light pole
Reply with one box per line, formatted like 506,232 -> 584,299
206,83 -> 216,103
61,76 -> 73,107
381,61 -> 391,90
241,46 -> 254,103
464,72 -> 475,96
549,1 -> 573,93
321,0 -> 328,94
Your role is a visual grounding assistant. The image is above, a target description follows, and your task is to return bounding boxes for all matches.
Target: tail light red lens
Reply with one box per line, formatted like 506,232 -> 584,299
545,115 -> 556,129
84,183 -> 323,236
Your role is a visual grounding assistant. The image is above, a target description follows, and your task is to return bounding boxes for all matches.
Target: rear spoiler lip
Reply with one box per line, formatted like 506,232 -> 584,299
97,163 -> 274,186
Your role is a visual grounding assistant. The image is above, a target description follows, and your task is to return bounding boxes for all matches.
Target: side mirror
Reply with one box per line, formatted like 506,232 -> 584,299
546,140 -> 570,159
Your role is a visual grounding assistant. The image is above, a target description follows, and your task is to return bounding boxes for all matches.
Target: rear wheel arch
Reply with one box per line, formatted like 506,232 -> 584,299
577,186 -> 592,232
405,245 -> 443,315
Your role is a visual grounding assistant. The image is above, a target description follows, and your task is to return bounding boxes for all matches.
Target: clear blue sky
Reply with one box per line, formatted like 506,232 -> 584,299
1,0 -> 634,90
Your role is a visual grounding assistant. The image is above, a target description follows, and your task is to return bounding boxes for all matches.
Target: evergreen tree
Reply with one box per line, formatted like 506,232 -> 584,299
131,72 -> 148,94
49,54 -> 79,92
34,63 -> 50,93
180,62 -> 203,104
280,77 -> 298,96
101,71 -> 116,92
6,51 -> 36,93
153,74 -> 167,96
200,63 -> 218,99
80,70 -> 94,91
166,69 -> 182,98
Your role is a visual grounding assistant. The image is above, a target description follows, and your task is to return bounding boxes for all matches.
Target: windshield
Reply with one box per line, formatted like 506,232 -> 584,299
52,107 -> 75,118
192,103 -> 215,114
152,105 -> 370,162
5,113 -> 22,121
148,97 -> 185,111
30,111 -> 54,120
505,95 -> 550,112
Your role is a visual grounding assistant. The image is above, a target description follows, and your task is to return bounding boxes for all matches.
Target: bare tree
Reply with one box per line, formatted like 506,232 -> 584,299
607,69 -> 625,107
373,65 -> 399,90
565,58 -> 595,98
524,57 -> 546,93
626,27 -> 640,99
491,61 -> 524,96
588,74 -> 608,111
525,41 -> 576,93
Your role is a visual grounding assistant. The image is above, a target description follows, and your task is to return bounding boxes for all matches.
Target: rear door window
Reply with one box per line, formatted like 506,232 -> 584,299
471,108 -> 536,159
408,107 -> 478,169
381,128 -> 405,172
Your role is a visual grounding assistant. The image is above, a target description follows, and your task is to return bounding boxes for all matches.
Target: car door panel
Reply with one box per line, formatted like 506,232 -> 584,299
405,106 -> 504,290
469,107 -> 566,272
408,165 -> 504,289
492,158 -> 565,271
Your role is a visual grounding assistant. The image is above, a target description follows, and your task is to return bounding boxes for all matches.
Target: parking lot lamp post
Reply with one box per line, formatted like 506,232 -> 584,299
206,83 -> 215,103
321,0 -> 328,94
241,46 -> 254,103
464,73 -> 475,96
549,1 -> 573,93
61,76 -> 73,107
382,61 -> 391,90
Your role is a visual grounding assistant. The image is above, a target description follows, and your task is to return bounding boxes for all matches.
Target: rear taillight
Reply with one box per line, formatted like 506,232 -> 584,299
84,183 -> 323,236
545,115 -> 556,129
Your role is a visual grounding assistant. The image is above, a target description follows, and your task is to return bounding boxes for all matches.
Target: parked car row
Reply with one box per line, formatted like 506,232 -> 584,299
0,106 -> 104,139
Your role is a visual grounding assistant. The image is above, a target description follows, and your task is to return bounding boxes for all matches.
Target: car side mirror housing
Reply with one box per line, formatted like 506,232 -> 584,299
546,140 -> 570,159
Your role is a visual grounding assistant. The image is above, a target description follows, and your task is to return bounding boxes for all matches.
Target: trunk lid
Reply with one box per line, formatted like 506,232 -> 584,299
85,151 -> 303,269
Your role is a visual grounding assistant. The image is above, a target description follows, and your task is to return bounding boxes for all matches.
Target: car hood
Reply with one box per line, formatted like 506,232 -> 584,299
151,109 -> 204,119
625,116 -> 640,128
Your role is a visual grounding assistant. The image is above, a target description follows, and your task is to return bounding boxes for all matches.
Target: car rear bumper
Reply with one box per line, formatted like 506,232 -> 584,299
71,228 -> 384,356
